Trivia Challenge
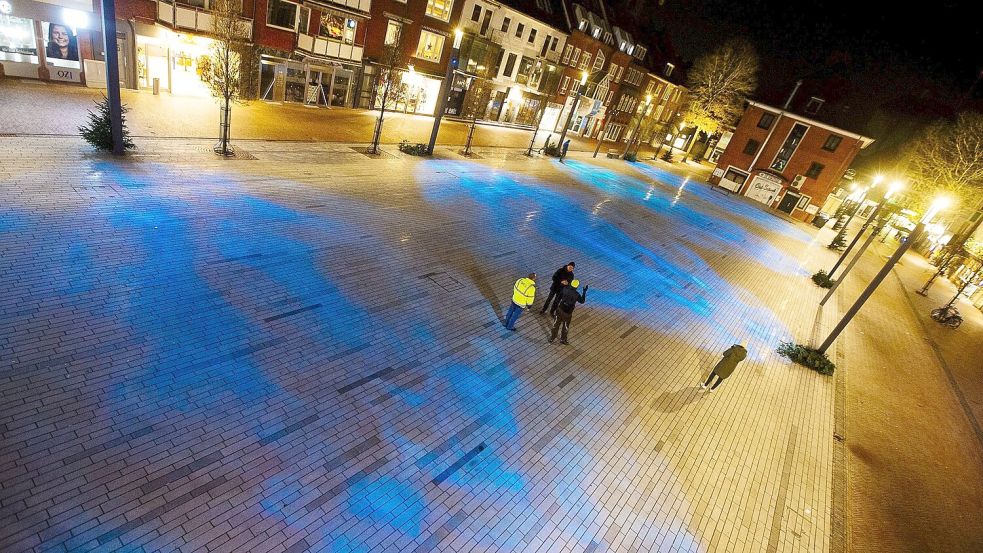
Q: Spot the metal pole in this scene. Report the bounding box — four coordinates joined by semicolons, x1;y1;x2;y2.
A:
917;253;956;296
828;195;889;277
820;223;883;306
622;111;644;158
818;223;924;353
942;263;982;310
556;79;585;159
101;0;125;155
427;41;460;155
593;114;611;158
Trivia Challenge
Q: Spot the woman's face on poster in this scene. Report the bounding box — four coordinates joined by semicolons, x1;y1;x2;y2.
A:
51;25;70;48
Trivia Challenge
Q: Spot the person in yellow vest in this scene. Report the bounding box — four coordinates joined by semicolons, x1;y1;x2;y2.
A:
505;273;537;331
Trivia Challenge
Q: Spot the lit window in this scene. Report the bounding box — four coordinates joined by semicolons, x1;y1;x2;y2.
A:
425;0;453;22
384;20;402;46
320;11;357;44
571;47;580;65
415;30;445;61
561;44;572;64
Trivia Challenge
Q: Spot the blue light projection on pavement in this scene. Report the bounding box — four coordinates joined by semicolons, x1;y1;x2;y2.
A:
415;161;792;355
0;154;800;552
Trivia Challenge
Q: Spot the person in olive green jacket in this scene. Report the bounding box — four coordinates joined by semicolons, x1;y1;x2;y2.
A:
701;343;747;392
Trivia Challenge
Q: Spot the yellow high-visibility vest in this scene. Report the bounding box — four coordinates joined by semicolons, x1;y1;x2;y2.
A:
512;278;536;307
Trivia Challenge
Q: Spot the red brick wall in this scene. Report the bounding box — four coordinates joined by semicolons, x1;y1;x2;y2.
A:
710;104;865;216
365;0;464;77
116;0;157;23
253;1;297;53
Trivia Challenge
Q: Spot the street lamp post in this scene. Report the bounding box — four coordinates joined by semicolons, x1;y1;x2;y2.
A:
527;64;557;157
622;94;652;159
100;0;125;155
427;29;463;155
937;260;983;310
831;176;880;237
817;197;950;353
827;180;900;278
820;219;888;306
592;112;613;158
556;71;588;160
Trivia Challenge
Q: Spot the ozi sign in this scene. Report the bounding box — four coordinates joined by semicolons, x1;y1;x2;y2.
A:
50;66;81;82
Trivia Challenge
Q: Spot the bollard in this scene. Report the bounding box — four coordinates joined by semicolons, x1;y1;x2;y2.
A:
153;77;159;96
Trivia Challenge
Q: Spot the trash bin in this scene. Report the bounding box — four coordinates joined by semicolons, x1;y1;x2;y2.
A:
153;77;160;95
812;213;830;228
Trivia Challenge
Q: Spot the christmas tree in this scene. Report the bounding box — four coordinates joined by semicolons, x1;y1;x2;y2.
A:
78;96;135;152
828;229;848;251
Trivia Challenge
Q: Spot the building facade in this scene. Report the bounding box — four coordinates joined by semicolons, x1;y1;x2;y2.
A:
709;101;874;222
1;0;99;85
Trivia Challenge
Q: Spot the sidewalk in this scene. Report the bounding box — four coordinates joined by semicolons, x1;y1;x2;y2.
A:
0;78;656;156
812;226;983;553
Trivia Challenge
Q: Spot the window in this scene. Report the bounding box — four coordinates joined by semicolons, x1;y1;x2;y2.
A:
561;45;572;64
384;20;402;46
822;134;842;152
770;123;809;172
516;56;535;84
503;52;517;78
267;0;299;30
320;11;357;44
571;47;581;65
593;50;604;72
540;34;550;56
664;62;674;77
501;17;511;33
805;162;825;179
723;168;748;186
515;23;524;38
415;30;445;62
796;194;811;210
615;65;623;82
805;96;824;115
742;139;760;155
605;90;614;105
579;53;591;70
757;112;776;129
551;37;558;51
528;28;537;44
425;0;453;22
560;75;570;93
470;5;481;21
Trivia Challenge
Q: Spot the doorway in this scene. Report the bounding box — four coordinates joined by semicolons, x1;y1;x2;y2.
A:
777;191;800;214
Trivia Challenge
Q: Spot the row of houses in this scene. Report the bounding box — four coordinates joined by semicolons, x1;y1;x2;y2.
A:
0;0;685;143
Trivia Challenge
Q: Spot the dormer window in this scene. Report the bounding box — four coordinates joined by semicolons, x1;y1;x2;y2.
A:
664;62;674;77
627;45;634;55
805;96;824;115
579;20;587;30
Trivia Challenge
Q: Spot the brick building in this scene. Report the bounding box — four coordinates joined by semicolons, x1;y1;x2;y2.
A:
709;99;874;222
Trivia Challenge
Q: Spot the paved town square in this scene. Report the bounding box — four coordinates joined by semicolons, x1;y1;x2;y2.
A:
2;136;979;552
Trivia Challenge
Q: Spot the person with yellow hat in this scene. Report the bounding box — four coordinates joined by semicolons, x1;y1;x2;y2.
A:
701;343;748;392
549;279;588;344
504;273;537;331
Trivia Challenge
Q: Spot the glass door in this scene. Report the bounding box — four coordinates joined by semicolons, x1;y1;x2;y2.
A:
330;69;352;107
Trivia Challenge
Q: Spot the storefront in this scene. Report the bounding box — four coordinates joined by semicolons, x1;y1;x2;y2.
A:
133;28;215;97
259;54;358;107
1;0;94;83
365;63;441;115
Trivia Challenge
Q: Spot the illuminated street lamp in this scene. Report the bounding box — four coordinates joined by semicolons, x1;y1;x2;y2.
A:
831;174;881;237
818;196;951;353
427;28;464;155
622;94;652;159
826;179;902;279
556;70;589;160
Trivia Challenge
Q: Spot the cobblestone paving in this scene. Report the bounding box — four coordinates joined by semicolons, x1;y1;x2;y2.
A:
1;137;840;552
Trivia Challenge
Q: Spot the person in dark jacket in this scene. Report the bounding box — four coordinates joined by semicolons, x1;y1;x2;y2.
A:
549;279;588;344
541;262;575;315
701;344;748;392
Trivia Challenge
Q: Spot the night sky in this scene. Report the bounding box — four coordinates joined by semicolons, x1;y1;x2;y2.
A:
623;0;982;116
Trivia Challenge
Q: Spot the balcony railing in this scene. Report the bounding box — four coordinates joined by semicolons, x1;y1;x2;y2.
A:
297;34;363;63
461;21;503;43
156;0;253;40
307;0;372;15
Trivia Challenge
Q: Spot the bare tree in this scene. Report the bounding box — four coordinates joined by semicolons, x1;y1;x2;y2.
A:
682;40;758;153
369;20;408;154
901;112;983;215
203;0;250;156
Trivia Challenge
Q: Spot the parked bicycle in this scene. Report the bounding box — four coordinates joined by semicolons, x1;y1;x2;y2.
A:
930;305;963;329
